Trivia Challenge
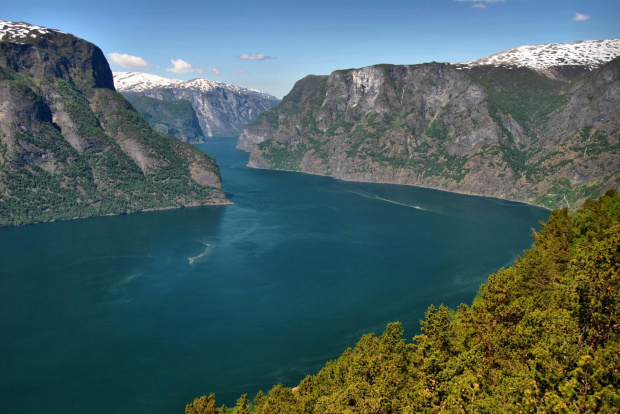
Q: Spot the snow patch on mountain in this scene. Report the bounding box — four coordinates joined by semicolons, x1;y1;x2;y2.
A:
0;20;65;42
114;72;279;101
113;72;183;92
456;39;620;71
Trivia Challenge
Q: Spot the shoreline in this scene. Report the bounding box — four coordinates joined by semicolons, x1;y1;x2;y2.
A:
246;163;553;212
0;199;233;229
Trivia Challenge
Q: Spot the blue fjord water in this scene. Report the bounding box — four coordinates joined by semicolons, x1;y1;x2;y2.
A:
0;137;549;412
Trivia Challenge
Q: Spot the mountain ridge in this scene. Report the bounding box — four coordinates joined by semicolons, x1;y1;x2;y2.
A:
240;39;620;210
114;71;280;137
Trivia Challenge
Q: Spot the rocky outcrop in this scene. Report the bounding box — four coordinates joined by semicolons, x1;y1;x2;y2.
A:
114;72;280;138
121;94;205;143
236;74;328;151
247;55;620;209
0;20;229;227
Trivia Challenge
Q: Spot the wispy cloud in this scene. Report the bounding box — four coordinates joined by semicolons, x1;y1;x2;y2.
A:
234;70;248;75
239;53;274;61
208;67;221;75
572;12;591;21
456;0;504;7
166;58;196;74
108;53;150;69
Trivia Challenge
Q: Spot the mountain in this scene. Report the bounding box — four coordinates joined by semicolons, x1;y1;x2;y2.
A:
240;39;620;210
236;74;328;151
124;95;205;143
114;71;280;137
455;39;620;80
0;20;229;227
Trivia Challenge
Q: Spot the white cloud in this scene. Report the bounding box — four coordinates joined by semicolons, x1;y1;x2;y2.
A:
208;67;221;75
166;58;195;74
472;3;487;8
572;12;591;21
234;70;248;75
108;53;150;69
239;53;274;61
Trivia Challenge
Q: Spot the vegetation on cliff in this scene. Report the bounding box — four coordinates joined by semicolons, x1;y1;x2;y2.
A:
0;22;228;227
243;58;620;210
122;94;205;143
187;190;620;413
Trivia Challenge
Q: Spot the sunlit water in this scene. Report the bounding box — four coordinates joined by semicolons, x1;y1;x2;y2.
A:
0;137;549;412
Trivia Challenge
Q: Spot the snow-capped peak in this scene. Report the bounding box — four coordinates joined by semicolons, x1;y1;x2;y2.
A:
113;72;184;92
113;71;279;101
0;20;65;42
455;39;620;71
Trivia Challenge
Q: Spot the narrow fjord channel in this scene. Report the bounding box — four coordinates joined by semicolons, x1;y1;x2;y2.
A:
0;137;549;413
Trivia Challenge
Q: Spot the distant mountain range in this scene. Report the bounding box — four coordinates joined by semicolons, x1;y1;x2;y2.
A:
114;72;280;139
239;39;620;209
0;20;229;226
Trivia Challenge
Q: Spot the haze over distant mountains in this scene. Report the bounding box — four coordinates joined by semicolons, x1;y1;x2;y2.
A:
240;39;620;209
114;72;280;139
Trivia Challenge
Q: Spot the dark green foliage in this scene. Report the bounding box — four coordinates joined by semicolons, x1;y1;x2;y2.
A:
0;65;225;227
189;191;620;412
467;66;567;129
256;141;308;171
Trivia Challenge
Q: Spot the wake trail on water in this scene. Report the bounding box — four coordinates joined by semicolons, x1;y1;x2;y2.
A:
349;190;439;213
189;242;215;265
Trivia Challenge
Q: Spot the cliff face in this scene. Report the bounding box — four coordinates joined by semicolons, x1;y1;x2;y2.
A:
245;57;620;209
121;93;205;143
236;74;328;151
114;72;280;138
0;21;228;227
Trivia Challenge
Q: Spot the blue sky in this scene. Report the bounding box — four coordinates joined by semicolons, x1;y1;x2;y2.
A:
3;0;619;97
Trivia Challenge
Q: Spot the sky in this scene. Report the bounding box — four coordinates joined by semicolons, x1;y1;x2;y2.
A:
3;0;620;98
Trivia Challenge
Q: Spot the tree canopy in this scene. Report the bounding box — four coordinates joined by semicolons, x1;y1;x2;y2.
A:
187;190;620;413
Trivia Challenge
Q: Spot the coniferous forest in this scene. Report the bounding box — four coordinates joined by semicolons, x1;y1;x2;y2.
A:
187;190;620;413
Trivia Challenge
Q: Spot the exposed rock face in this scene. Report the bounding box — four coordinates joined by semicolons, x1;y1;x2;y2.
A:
246;52;620;209
236;74;328;151
0;20;229;227
114;72;280;137
121;94;205;143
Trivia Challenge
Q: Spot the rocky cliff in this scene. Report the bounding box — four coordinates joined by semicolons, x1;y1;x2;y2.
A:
0;20;229;227
121;94;205;143
114;72;280;137
243;40;620;209
236;74;328;151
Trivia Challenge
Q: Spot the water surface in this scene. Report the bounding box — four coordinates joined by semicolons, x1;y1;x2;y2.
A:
0;137;549;412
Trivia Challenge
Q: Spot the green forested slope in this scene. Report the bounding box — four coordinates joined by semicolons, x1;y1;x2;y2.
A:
187;191;620;413
0;21;228;227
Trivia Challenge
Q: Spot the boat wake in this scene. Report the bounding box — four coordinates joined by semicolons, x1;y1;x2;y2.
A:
349;190;436;213
189;242;215;265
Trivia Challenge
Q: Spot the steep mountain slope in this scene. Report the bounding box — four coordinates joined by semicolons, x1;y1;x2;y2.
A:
114;72;280;137
236;74;328;151
241;40;620;209
122;94;205;143
0;20;228;227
